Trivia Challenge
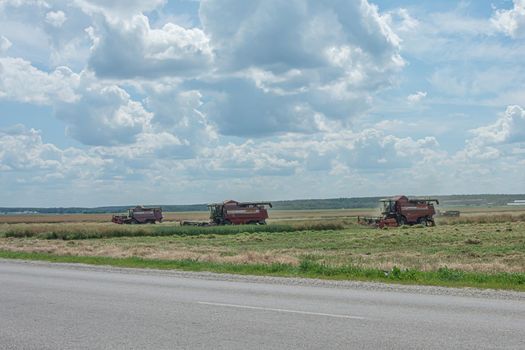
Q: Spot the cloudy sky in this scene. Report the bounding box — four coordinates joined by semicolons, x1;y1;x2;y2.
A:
1;0;524;207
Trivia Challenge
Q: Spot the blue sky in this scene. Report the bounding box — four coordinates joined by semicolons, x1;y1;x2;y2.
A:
0;0;524;207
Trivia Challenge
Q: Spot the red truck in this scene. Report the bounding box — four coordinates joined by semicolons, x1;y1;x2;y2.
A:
359;195;439;228
111;206;163;224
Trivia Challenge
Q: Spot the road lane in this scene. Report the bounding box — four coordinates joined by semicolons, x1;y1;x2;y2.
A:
0;260;523;349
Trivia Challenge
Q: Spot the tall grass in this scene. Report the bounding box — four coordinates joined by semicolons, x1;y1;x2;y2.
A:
0;221;345;240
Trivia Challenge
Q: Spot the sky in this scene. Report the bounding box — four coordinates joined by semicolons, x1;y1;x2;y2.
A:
0;0;524;207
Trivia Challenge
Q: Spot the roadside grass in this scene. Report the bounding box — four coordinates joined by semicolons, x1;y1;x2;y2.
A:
0;250;523;291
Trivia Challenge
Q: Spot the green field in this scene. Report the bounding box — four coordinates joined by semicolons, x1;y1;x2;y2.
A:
1;210;524;290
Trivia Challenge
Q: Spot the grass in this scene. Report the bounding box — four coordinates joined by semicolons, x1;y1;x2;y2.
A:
0;250;523;291
1;209;524;291
1;221;524;271
0;222;345;240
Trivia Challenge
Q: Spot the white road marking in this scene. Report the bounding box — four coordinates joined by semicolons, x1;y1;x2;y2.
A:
197;301;365;320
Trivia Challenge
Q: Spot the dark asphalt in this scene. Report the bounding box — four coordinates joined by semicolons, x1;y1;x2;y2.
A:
0;260;524;349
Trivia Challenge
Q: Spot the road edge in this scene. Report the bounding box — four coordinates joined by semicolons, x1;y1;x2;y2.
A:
1;258;524;301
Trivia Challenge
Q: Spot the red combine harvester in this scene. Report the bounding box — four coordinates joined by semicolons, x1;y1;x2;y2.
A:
182;200;272;226
209;200;272;225
111;206;163;224
359;196;439;228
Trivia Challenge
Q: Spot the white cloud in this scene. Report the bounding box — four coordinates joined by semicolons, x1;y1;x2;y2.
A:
74;0;166;18
144;86;218;152
197;0;404;136
0;0;50;11
2;1;525;205
0;55;157;147
55;80;153;146
470;105;525;145
45;10;67;27
86;14;213;78
0;57;79;104
457;105;525;161
0;124;118;206
0;35;12;53
385;8;419;33
201;0;402;72
0;125;62;171
407;91;427;103
491;0;525;38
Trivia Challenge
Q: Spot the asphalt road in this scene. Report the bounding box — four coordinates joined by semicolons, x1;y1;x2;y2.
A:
0;260;524;349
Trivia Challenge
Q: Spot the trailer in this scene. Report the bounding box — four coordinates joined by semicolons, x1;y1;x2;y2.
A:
440;210;460;217
111;206;163;224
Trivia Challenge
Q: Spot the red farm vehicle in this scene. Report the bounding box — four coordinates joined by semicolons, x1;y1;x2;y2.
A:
111;206;163;224
359;196;439;228
182;200;272;226
209;200;272;225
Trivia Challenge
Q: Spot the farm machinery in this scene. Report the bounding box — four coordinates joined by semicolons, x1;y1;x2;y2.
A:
111;206;163;224
358;195;439;228
182;200;272;226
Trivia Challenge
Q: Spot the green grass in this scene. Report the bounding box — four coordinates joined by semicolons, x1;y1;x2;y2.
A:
1;250;523;291
0;222;345;240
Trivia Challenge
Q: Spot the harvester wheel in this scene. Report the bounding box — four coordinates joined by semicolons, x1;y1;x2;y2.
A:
398;216;407;226
419;217;428;226
223;220;232;225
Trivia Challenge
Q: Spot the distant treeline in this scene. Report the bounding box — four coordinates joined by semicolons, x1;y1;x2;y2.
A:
1;194;524;214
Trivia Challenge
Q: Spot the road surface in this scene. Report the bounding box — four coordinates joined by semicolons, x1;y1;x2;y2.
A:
0;259;524;349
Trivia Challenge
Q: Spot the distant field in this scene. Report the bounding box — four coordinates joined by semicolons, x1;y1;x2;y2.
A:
2;206;525;224
1;207;524;290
